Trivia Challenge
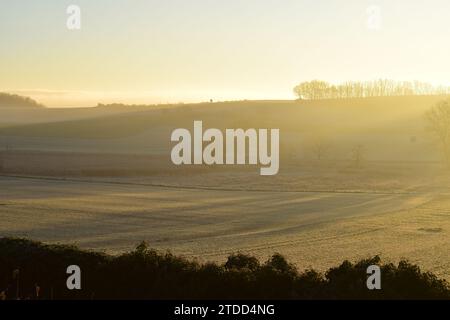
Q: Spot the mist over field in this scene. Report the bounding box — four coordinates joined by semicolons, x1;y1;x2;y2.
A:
2;1;450;301
1;94;450;280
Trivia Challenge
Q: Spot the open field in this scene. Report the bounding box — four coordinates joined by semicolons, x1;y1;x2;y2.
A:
1;97;450;279
1;172;450;279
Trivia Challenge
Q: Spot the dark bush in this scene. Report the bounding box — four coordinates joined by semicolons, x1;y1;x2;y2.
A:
0;238;448;300
225;253;260;271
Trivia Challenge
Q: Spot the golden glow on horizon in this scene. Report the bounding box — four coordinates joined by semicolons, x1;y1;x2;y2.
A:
1;0;450;107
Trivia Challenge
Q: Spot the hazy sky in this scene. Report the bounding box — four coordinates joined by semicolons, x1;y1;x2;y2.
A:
1;0;449;107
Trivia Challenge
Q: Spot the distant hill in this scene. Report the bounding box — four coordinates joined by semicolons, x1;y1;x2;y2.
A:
0;96;446;162
0;95;444;139
0;92;45;108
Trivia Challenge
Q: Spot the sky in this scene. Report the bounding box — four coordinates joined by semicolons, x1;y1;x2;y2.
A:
1;0;450;107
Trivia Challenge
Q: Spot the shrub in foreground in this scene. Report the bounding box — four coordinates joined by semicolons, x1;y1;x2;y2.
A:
0;238;448;300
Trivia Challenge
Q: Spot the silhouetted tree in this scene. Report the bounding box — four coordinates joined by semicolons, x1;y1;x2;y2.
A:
0;93;44;108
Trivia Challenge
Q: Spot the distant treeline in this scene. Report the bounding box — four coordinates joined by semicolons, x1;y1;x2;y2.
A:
0;92;44;108
96;103;153;108
0;238;449;300
293;80;450;100
96;103;181;108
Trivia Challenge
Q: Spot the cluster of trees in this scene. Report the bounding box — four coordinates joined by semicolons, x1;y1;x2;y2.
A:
293;80;450;100
95;103;152;108
0;93;44;108
1;237;448;300
96;103;182;108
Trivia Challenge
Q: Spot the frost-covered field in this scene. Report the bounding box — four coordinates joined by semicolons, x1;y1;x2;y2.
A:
1;97;450;278
1;174;449;279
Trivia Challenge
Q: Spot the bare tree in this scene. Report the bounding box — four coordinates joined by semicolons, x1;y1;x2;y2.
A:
293;79;450;100
426;98;450;167
311;139;331;161
350;144;365;168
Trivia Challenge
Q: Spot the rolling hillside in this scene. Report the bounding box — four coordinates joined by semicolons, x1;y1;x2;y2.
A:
0;96;446;162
